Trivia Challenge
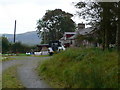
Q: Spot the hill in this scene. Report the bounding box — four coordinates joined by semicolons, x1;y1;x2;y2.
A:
2;31;41;46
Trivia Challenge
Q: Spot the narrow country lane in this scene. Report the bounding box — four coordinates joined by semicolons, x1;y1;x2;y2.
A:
2;56;50;88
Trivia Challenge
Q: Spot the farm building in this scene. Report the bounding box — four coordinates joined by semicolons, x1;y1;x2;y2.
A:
59;23;99;47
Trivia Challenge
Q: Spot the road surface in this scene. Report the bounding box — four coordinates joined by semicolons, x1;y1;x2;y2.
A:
2;56;51;88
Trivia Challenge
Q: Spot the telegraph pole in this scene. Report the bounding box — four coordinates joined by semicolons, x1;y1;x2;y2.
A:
14;20;16;43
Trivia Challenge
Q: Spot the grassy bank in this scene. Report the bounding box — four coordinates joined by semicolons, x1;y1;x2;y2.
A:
37;48;118;88
2;66;25;88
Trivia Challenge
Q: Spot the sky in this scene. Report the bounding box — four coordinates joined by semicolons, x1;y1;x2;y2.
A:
0;0;86;34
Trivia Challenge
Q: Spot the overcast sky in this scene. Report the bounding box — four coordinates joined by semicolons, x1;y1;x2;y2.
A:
0;0;85;34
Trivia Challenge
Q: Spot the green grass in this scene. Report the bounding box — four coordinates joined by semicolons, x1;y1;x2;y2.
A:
34;55;49;57
16;53;31;56
0;56;3;62
17;53;49;57
0;56;8;62
1;57;15;62
2;66;25;88
2;53;31;57
1;54;27;62
37;48;119;88
1;54;49;62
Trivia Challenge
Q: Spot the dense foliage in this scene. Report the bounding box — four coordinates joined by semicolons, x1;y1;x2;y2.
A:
37;48;118;88
10;42;32;53
0;37;2;53
2;36;10;54
1;36;35;54
36;9;76;44
74;2;120;51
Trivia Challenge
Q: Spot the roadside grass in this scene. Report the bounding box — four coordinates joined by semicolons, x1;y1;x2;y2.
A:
0;56;9;62
1;57;15;62
2;53;31;57
18;53;49;57
1;54;49;62
34;55;49;57
1;54;24;62
0;56;3;62
37;48;118;88
2;66;25;88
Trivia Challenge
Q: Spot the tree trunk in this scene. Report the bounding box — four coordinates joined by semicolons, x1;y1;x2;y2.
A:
105;5;110;50
102;29;105;50
117;2;120;87
117;2;120;52
116;24;119;50
105;29;109;49
102;3;110;50
117;23;120;52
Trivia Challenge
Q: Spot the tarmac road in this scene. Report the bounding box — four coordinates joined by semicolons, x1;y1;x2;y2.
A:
2;56;51;88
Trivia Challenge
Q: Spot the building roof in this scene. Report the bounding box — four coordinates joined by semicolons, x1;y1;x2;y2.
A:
37;44;49;47
77;27;93;35
64;32;76;35
67;27;93;40
60;37;64;40
68;35;76;40
59;28;94;41
60;32;76;40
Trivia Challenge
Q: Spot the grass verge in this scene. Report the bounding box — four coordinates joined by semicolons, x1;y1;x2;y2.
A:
37;48;118;88
1;54;49;62
2;66;25;88
1;57;14;62
34;55;49;57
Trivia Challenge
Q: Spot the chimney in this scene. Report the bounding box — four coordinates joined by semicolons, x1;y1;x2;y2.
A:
78;23;85;30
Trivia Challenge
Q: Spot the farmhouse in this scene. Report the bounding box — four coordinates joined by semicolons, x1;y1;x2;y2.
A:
59;23;97;47
59;32;76;47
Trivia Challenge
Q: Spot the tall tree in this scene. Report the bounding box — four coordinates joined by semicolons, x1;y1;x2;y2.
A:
2;36;10;54
74;2;118;50
115;2;120;52
0;37;2;53
36;9;76;43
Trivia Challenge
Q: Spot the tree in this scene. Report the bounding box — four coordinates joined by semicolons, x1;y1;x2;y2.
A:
2;36;10;54
74;2;119;50
0;37;2;53
36;9;76;43
115;2;120;52
11;42;31;53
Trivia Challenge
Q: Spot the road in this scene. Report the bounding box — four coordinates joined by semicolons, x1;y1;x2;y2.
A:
2;56;51;88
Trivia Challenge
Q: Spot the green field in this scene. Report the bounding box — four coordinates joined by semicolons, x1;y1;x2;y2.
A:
37;48;118;88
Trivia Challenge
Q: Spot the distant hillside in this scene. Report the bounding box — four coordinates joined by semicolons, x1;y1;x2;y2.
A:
2;31;41;46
